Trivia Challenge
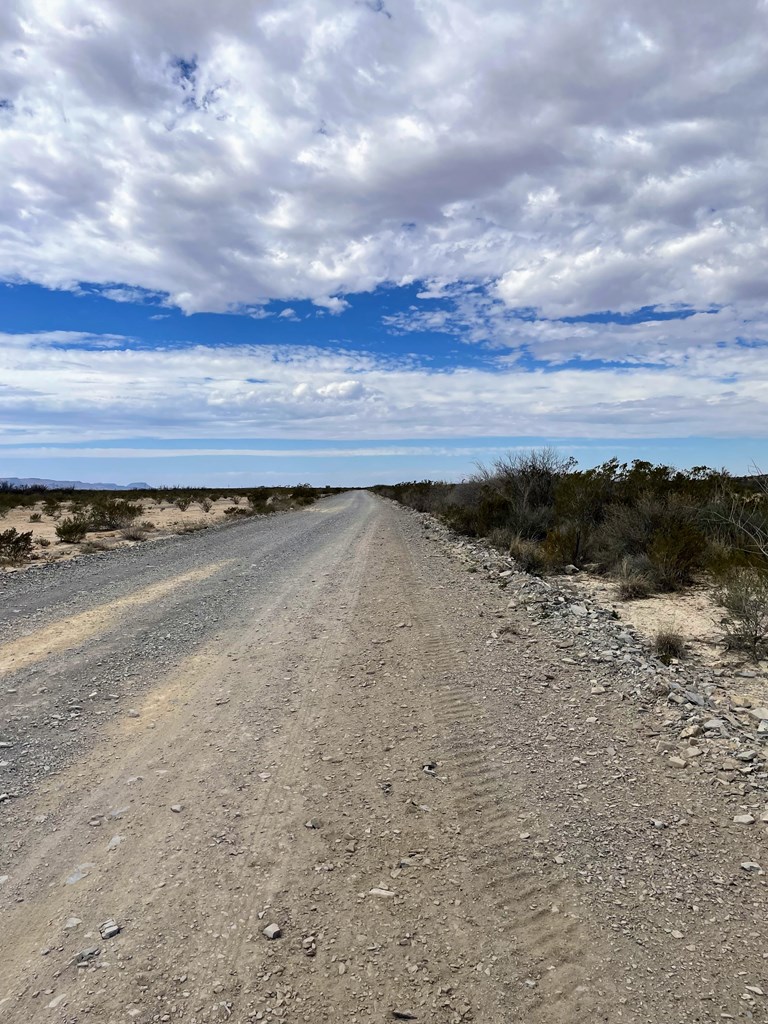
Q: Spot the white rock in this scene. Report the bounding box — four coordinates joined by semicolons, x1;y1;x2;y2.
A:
263;923;281;940
733;814;756;825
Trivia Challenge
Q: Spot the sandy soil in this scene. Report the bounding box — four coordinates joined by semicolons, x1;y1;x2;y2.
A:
0;494;766;1023
0;497;247;569
566;571;768;707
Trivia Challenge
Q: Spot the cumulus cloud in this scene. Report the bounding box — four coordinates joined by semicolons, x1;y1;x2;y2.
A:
0;0;767;318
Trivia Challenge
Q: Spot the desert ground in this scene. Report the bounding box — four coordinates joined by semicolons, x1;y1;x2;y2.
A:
0;492;766;1023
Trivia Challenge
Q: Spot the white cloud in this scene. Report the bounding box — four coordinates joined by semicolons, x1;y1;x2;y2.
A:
0;0;766;317
1;330;766;444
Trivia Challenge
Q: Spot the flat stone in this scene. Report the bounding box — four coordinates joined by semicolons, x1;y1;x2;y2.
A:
703;719;725;731
369;887;397;897
263;923;281;940
99;919;120;939
64;917;82;930
668;756;687;769
748;707;768;722
733;814;756;825
170;804;183;813
741;861;763;872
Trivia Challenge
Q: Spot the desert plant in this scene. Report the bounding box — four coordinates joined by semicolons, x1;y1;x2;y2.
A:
653;627;685;664
199;498;212;512
42;498;61;517
80;538;115;554
614;557;655;600
647;521;707;590
173;495;192;511
508;535;547;574
139;520;156;531
88;498;143;531
29;512;42;522
716;568;768;661
121;526;148;542
175;519;209;533
55;515;89;543
37;537;51;548
0;528;33;563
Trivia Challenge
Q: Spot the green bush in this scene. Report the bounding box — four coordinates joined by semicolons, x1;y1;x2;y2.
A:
55;515;90;543
89;499;143;531
0;528;33;563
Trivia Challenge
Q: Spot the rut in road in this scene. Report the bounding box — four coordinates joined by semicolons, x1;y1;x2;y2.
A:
0;492;766;1023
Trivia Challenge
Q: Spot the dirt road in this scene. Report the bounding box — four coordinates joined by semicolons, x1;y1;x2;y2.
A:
1;492;766;1023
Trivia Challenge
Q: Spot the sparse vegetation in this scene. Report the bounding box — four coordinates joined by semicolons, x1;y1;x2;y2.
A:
0;483;336;568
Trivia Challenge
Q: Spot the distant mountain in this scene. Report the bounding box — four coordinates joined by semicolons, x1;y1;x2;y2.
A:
0;476;152;491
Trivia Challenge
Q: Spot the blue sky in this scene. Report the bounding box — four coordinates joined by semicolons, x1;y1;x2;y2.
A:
1;1;767;486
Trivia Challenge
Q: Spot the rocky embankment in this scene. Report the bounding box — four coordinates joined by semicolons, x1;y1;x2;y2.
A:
415;509;768;834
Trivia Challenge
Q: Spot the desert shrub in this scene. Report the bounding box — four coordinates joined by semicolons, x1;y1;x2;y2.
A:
175;519;209;533
199;498;212;512
173;495;192;511
121;526;148;541
508;535;547;574
614;557;655;600
0;528;34;563
55;515;89;543
42;498;60;517
29;512;41;522
542;524;582;568
37;537;51;548
80;538;114;554
716;568;768;660
488;526;516;551
647;521;707;590
139;520;156;531
224;505;253;517
89;499;143;531
653;627;686;664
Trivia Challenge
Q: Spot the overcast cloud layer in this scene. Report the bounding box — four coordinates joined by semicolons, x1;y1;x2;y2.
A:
1;0;767;463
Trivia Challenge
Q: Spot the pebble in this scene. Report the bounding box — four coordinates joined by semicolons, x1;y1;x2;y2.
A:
741;862;762;872
99;919;121;939
733;814;756;825
170;804;183;813
263;923;281;940
64;917;82;930
668;756;687;769
369;887;397;897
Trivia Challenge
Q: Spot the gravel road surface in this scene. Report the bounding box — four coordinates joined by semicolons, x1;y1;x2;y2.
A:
0;491;766;1023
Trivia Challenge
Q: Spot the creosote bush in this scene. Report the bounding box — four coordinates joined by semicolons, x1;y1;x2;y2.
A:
89;499;143;531
55;515;90;543
716;568;768;661
0;528;34;563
